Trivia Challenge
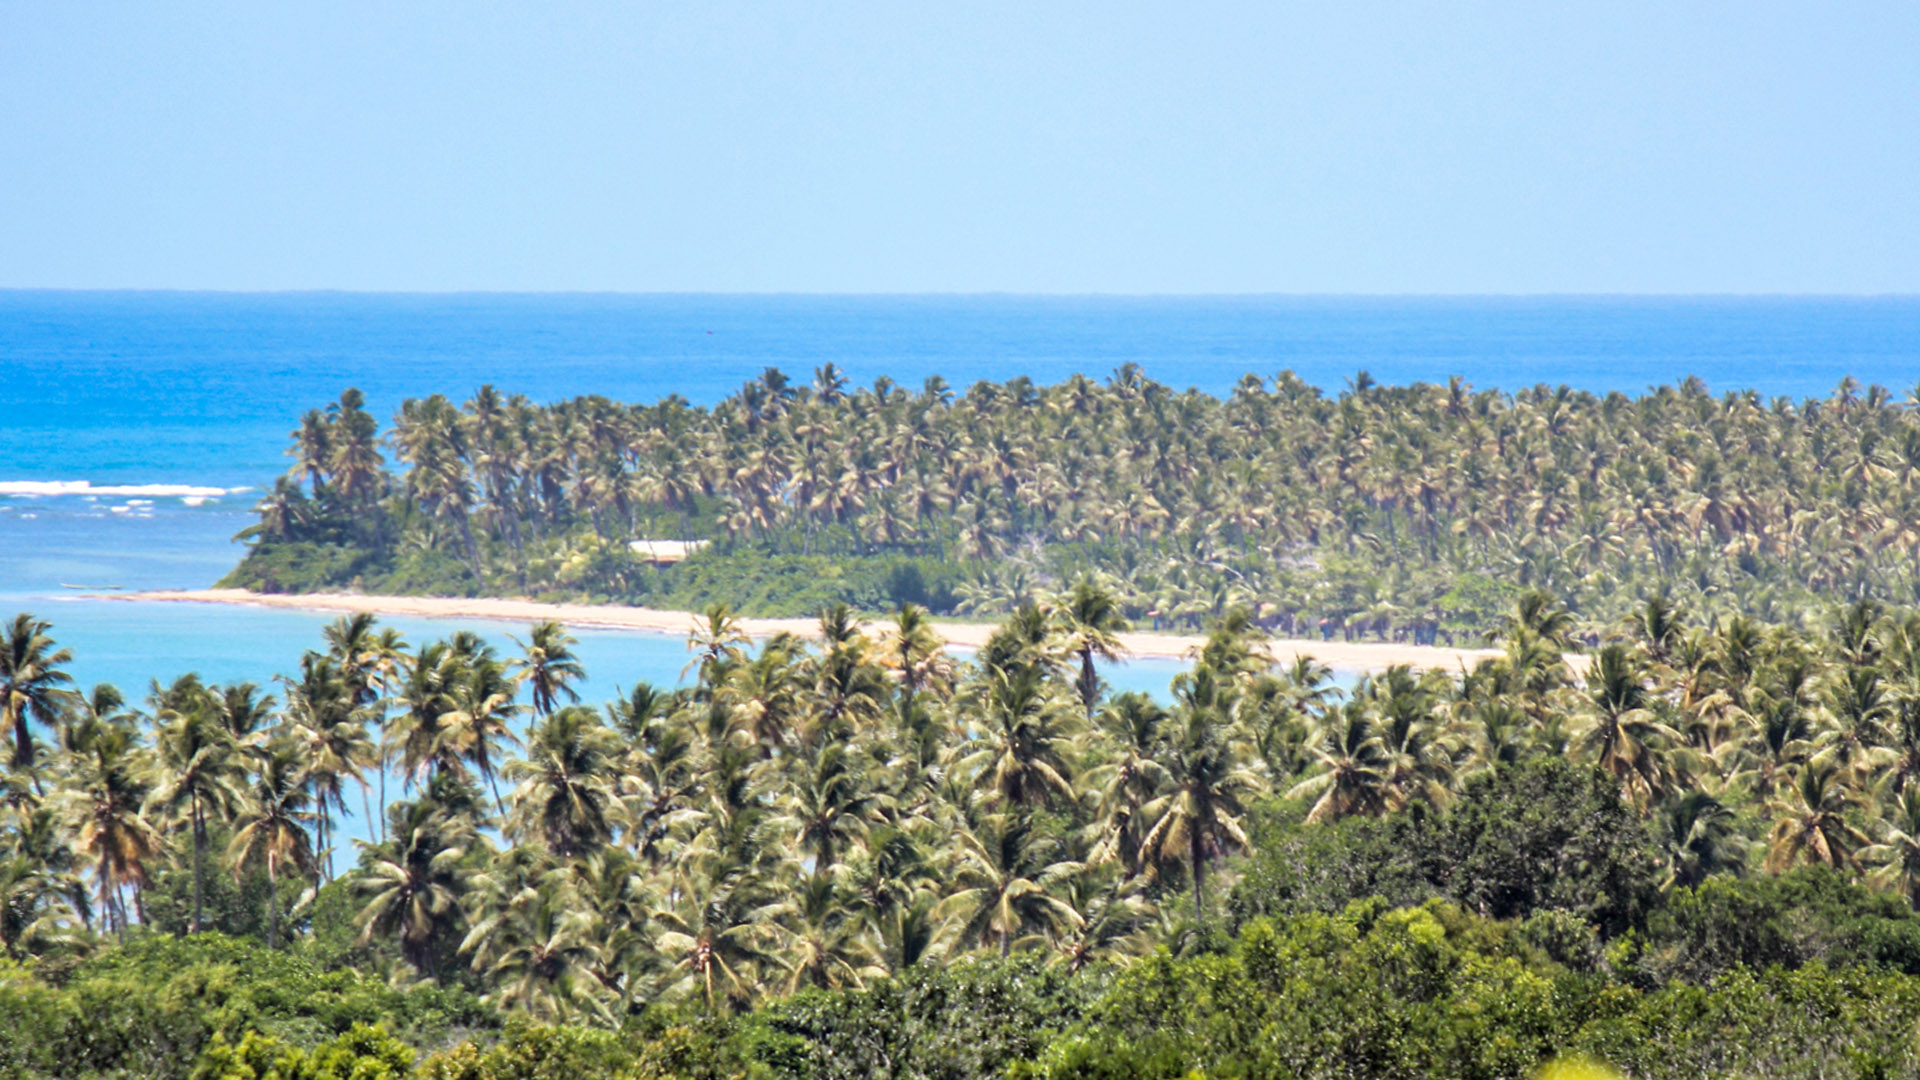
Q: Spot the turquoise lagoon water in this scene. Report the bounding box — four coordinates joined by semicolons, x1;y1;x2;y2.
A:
5;292;1919;865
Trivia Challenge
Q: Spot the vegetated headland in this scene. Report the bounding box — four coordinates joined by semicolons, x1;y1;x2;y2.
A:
219;367;1920;646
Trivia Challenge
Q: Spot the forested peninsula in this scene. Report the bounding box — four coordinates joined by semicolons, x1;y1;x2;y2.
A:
223;368;1920;637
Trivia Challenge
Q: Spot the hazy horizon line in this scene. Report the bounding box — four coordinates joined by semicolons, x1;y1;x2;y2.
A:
4;288;1919;301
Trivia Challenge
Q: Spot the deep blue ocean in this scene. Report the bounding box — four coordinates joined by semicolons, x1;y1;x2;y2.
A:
3;291;1917;862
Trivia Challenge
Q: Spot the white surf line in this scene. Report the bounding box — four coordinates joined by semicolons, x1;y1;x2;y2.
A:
0;480;240;498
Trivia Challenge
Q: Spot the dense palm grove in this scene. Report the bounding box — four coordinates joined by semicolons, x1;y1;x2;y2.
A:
230;369;1920;635
12;587;1920;1076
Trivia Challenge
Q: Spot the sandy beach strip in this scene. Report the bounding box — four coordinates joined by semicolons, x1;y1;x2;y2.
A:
114;589;1504;671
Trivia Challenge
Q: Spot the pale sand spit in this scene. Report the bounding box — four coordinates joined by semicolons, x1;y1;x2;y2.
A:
113;589;1506;672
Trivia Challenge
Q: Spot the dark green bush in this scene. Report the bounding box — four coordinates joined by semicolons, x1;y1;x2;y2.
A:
760;958;1097;1080
0;935;490;1080
1231;760;1663;938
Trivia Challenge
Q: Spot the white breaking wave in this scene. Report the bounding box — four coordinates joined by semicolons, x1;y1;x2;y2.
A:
0;480;236;499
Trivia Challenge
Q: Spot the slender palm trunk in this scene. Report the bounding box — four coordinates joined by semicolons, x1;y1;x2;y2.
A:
99;856;122;943
191;798;205;934
361;783;378;851
456;513;486;585
10;713;42;796
377;750;389;845
9;711;30;771
1079;647;1099;718
1191;830;1206;921
265;855;279;949
479;746;506;818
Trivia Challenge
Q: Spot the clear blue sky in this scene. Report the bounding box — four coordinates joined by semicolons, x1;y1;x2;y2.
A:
3;3;1916;293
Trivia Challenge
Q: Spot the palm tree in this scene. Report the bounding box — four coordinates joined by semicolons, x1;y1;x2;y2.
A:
1657;791;1744;890
463;869;609;1023
1193;607;1273;679
1087;693;1170;880
783;740;878;876
289;407;331;490
1576;644;1684;804
214;681;279;743
941;810;1084;958
959;665;1078;809
1815;667;1896;781
719;642;804;753
0;854;73;957
510;621;586;718
0;615;74;771
502;706;619;858
146;693;248;933
1729;691;1817;800
434;650;522;814
327;387;387;527
1137;668;1267;913
1633;592;1689;663
324;614;409;831
624;711;703;870
1287;703;1393;823
1864;787;1920;907
652;875;783;1013
1053;579;1130;716
777;874;885;992
879;603;950;700
357;772;483;976
807;639;890;741
687;604;751;686
1364;665;1457;811
281;652;375;881
1050;876;1155;973
606;680;672;741
391;640;459;789
355;626;410;845
1491;590;1580;649
60;718;160;941
1765;763;1871;873
843;825;938;970
228;740;317;948
322;612;384;704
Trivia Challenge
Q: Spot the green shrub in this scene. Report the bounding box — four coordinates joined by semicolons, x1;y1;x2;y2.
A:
415;1022;635;1080
193;1023;414;1080
760;958;1096;1080
1230;760;1662;938
0;935;489;1080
